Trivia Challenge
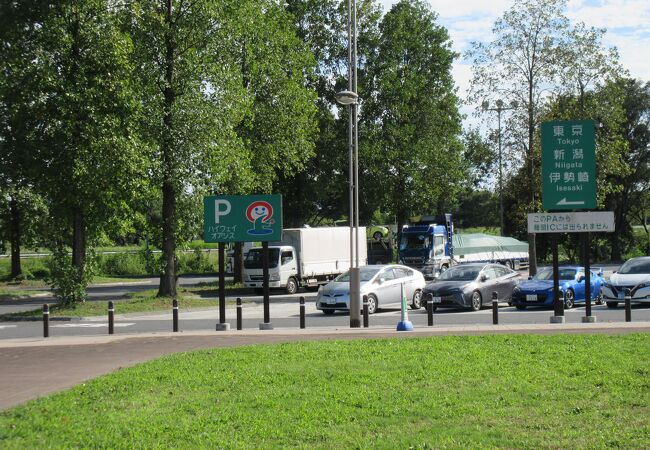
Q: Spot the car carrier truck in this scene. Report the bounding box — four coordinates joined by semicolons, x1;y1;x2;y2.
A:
243;227;367;294
398;214;528;279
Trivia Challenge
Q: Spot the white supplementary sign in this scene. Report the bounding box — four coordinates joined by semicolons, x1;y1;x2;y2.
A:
527;212;615;233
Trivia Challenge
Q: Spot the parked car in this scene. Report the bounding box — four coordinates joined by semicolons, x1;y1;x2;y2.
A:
315;264;425;315
511;266;604;310
422;263;520;311
367;225;391;241
601;256;650;308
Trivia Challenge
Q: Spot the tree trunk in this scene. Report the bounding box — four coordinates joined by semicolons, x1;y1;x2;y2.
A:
9;198;22;279
158;0;177;298
158;180;177;297
234;242;243;283
72;211;86;274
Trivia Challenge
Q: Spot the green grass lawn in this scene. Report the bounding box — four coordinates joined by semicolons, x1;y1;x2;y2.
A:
1;334;648;448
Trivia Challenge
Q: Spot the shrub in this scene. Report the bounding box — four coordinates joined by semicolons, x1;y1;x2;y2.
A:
97;252;148;276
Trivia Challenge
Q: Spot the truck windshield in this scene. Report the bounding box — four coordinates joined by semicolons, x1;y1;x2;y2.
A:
244;249;280;269
399;234;430;251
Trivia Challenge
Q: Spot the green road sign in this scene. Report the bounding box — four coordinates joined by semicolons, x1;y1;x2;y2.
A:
541;120;596;211
203;195;282;243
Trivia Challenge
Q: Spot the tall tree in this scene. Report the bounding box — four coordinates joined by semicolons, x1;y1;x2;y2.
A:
467;0;622;273
364;0;464;244
283;0;382;227
0;1;47;278
127;0;317;296
2;1;143;301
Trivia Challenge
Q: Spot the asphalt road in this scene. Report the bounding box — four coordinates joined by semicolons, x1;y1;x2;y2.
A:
2;265;642;340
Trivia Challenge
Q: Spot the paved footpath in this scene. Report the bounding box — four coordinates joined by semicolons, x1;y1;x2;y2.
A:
1;322;649;411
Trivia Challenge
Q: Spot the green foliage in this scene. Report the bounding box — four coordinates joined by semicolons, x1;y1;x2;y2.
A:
97;252;149;277
364;0;464;233
1;334;649;447
47;247;95;305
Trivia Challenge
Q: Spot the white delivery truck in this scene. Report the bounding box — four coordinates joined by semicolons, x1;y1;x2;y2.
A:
243;227;367;294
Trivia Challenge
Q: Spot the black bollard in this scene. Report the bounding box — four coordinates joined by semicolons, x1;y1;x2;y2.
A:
427;298;434;327
492;291;499;325
43;304;49;338
625;289;632;322
236;297;242;331
362;295;369;328
108;301;114;335
299;296;306;329
172;299;179;332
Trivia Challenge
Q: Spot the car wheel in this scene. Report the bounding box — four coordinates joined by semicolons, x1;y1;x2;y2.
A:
367;294;378;314
470;291;482;311
606;301;618;309
285;277;298;295
322;309;335;315
410;290;422;310
515;305;527;310
564;288;575;309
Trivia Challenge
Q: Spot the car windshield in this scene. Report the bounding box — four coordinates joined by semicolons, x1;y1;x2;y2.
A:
533;268;577;281
243;249;280;269
335;267;381;282
399;234;430;250
618;259;650;274
438;266;481;281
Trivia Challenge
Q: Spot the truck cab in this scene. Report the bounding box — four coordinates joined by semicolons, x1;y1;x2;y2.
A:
243;245;299;294
399;223;451;280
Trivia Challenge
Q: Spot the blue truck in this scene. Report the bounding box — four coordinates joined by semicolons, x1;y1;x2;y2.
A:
398;214;529;279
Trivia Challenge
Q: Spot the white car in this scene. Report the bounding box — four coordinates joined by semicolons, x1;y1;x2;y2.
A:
316;264;426;315
601;256;650;308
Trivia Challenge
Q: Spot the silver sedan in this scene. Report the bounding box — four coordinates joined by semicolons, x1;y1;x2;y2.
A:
316;264;426;315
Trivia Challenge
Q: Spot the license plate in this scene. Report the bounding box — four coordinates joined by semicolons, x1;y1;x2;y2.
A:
526;294;537;301
618;292;625;300
327;298;336;304
432;296;442;304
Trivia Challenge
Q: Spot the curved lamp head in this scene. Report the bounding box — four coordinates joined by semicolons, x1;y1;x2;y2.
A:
335;90;359;106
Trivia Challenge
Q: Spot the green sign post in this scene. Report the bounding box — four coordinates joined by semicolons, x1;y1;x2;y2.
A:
203;195;282;243
541;120;596;211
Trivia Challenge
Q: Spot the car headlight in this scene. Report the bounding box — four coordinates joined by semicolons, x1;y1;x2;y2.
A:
270;274;280;281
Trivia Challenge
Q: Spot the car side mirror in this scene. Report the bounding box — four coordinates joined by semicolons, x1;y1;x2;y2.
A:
377;278;385;285
480;274;488;282
578;275;585;283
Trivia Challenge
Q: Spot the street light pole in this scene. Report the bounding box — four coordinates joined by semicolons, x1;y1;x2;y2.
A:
336;0;360;328
482;99;517;237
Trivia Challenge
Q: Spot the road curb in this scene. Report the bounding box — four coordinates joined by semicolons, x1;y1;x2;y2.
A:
1;321;648;349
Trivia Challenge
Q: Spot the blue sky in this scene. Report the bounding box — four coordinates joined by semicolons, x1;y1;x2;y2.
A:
379;0;650;111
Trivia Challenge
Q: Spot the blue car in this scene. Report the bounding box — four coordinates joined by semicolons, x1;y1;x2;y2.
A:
511;266;604;310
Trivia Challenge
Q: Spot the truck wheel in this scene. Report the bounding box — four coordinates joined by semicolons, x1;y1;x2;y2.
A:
410;290;422;309
285;277;298;295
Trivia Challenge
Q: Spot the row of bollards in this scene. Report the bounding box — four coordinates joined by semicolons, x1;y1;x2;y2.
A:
39;289;636;338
